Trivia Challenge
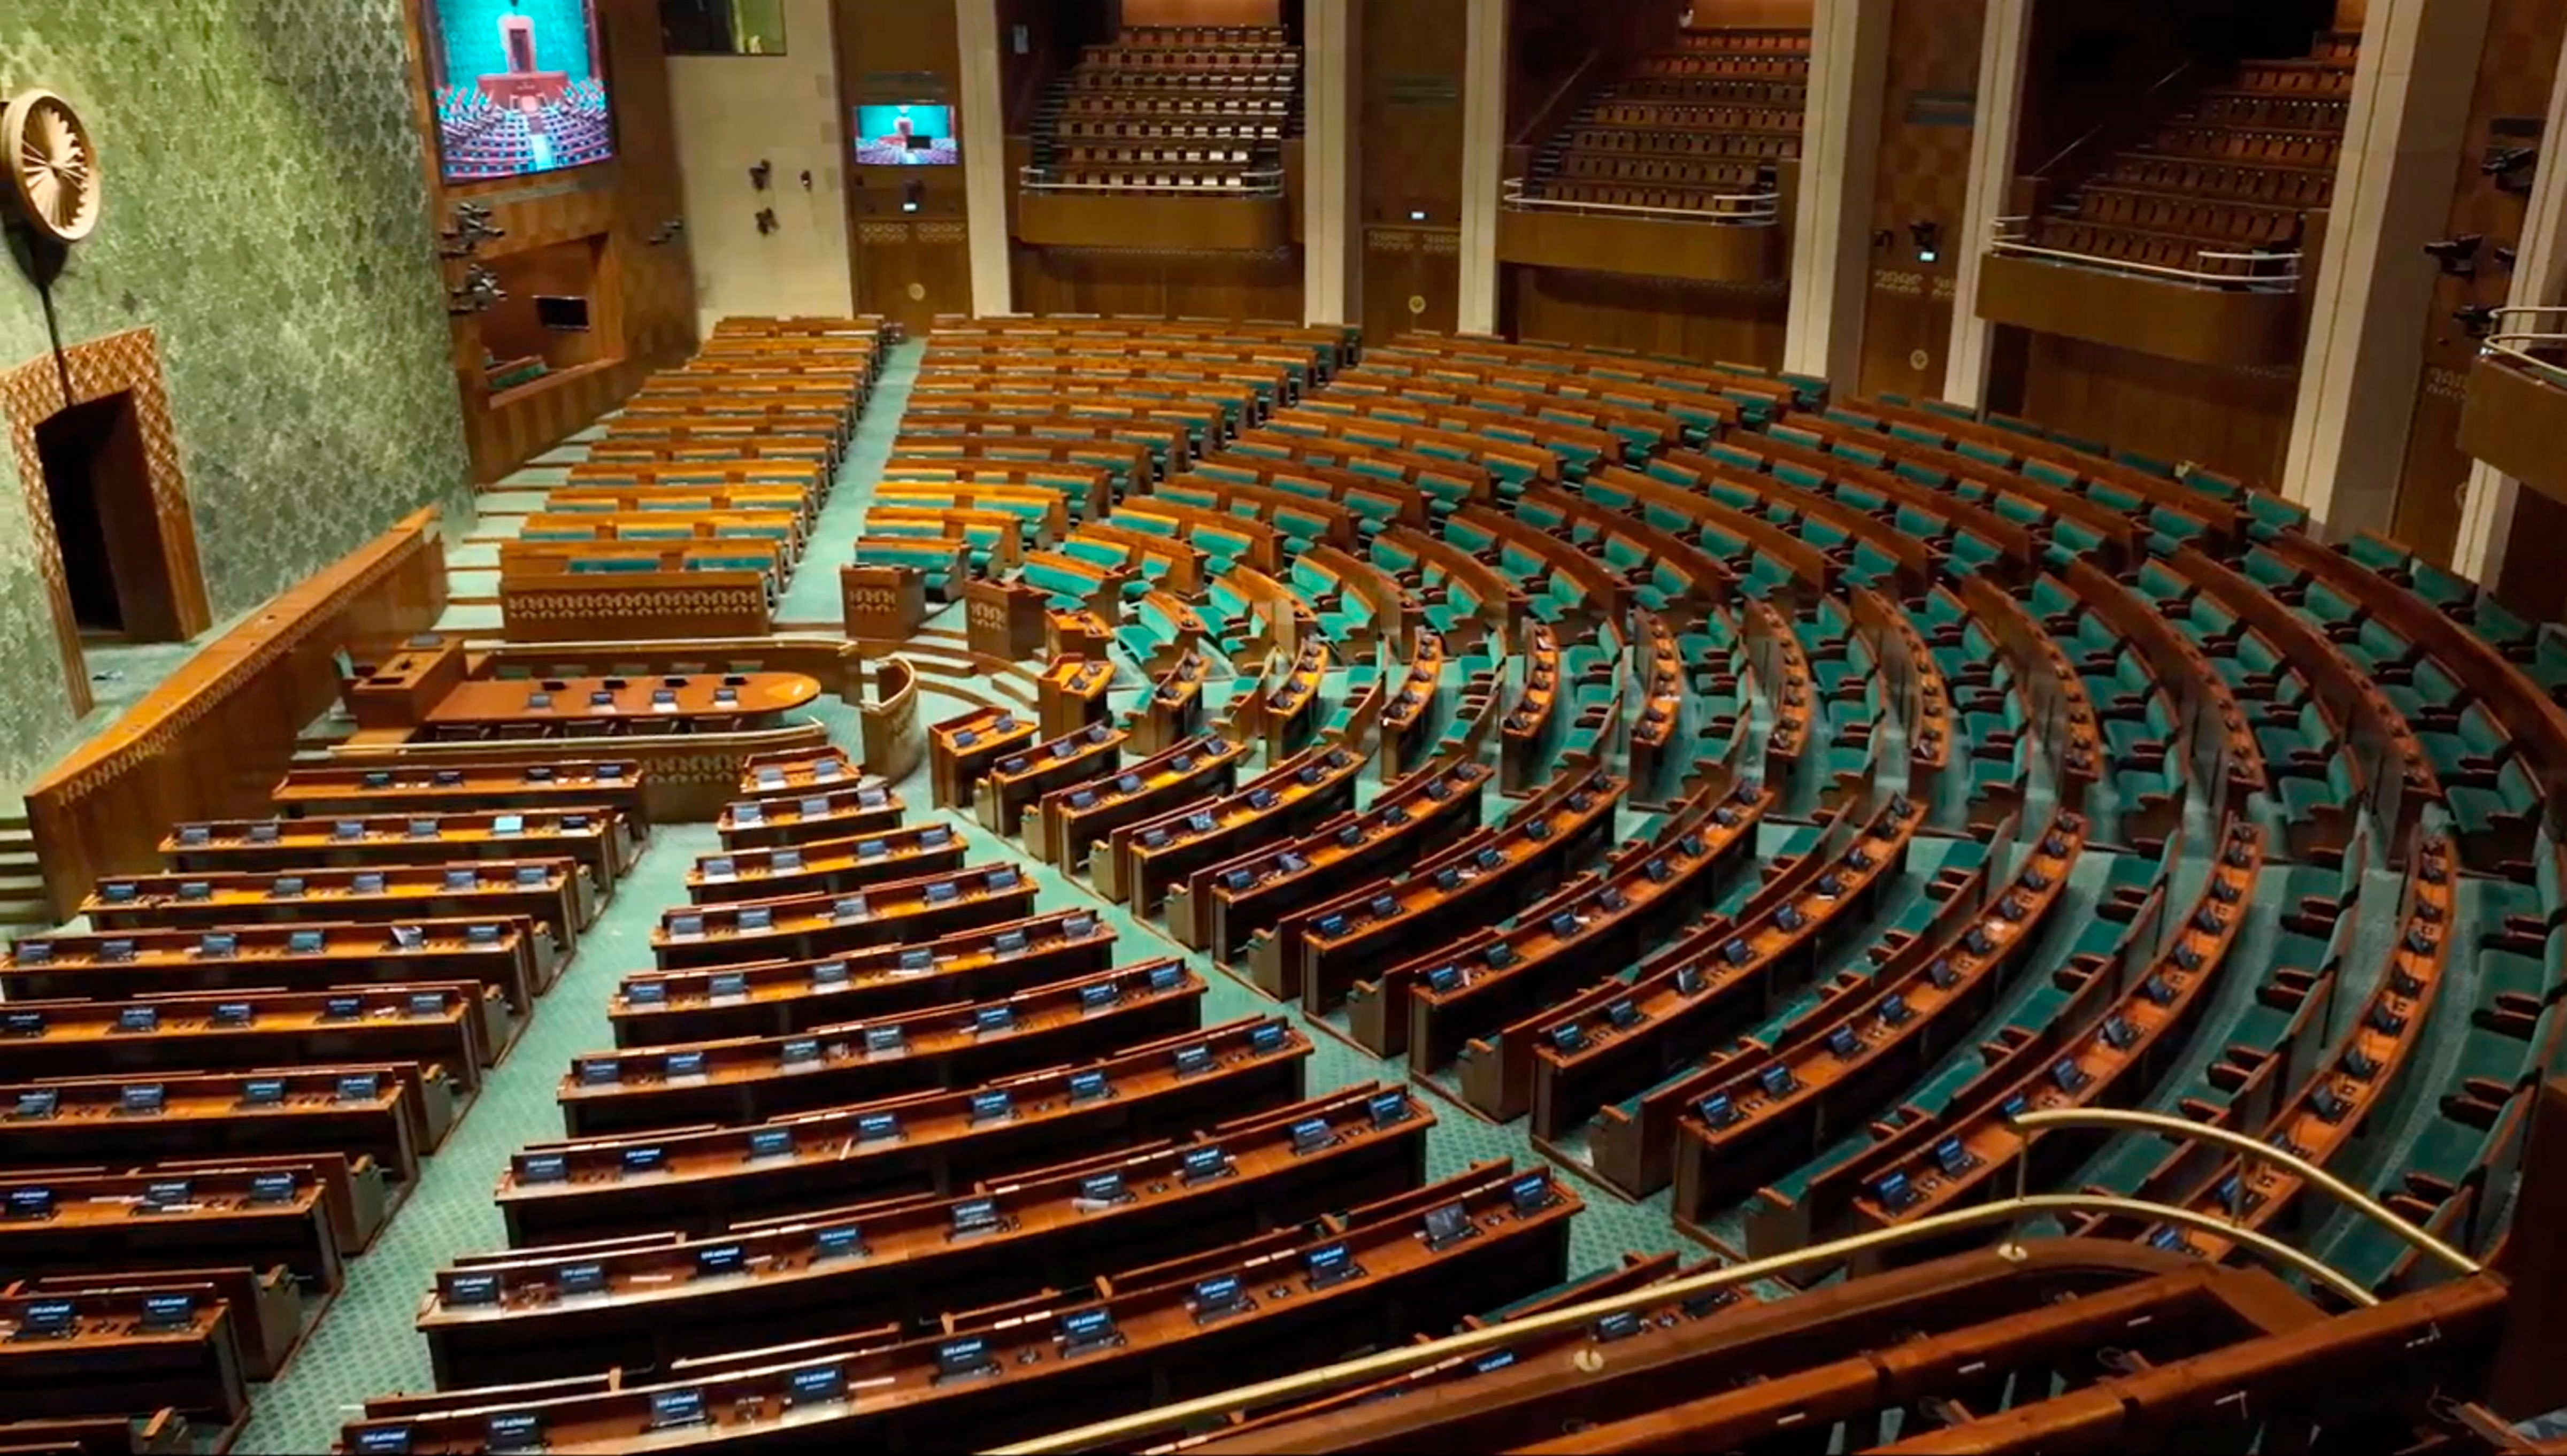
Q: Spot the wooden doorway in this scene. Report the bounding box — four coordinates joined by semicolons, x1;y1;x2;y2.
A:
3;327;212;716
35;390;187;641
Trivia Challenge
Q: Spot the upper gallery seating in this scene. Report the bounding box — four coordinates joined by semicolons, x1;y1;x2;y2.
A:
1995;29;2358;284
1512;26;1808;220
1026;25;1301;195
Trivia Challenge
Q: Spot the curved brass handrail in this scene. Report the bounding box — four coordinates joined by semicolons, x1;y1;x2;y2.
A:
2006;1105;2482;1277
990;1194;2368;1454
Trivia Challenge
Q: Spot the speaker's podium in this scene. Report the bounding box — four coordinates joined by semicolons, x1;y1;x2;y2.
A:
842;565;927;641
965;577;1049;661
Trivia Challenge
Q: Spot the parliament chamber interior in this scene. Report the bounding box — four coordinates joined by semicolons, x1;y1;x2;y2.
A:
11;0;2567;1450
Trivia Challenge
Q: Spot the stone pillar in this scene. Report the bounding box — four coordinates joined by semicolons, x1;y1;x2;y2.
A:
1940;0;2032;407
955;0;1014;316
1304;0;1362;325
2454;27;2567;585
2277;0;2493;535
1782;0;1894;389
1456;0;1508;335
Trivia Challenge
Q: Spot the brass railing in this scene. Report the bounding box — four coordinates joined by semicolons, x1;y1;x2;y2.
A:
1989;215;2302;289
989;1105;2481;1454
2480;305;2567;383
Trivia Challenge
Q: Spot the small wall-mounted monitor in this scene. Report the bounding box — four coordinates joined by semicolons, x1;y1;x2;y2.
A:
426;0;616;183
855;104;957;166
534;295;592;332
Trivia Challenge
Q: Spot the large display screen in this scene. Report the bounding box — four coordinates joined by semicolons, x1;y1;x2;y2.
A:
855;104;958;166
426;0;615;183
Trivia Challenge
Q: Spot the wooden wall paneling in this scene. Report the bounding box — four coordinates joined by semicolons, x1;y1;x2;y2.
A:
997;0;1112;130
23;511;449;920
1121;0;1284;27
856;220;977;332
1364;227;1463;341
1505;0;1686;144
1995;329;2301;487
1858;0;1986;398
408;0;701;484
1013;248;1305;321
1362;0;1467;225
1506;266;1790;368
836;0;973;320
2384;0;2566;565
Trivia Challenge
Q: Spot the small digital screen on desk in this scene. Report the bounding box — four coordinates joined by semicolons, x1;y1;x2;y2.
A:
19;1299;73;1336
13;1090;58;1119
1059;1307;1116;1349
1181;1145;1229;1183
709;972;748;999
199;933;237;958
972;1007;1013;1037
2;1011;42;1037
950;1198;1000;1234
251;1172;297;1203
625;980;667;1005
737;908;773;933
1249;1022;1286;1053
695;1243;745;1277
1172;1044;1213;1077
485;1411;544;1453
970;1090;1012;1123
781;1037;821;1065
790;1363;847;1404
1193;1275;1245;1316
1079;1172;1126;1204
447;1272;501;1306
517;1153;568;1184
1069;1068;1111;1102
936;1336;992;1379
140;1293;194;1330
120;1084;165;1115
857;1112;900;1142
620;1146;665;1176
666;1051;707;1079
558;1262;606;1297
749;1128;793;1159
815;1224;864;1259
337;1073;381;1102
353;1426;413;1455
1423;1203;1470;1246
578;1059;620;1087
143;1178;191;1209
1593;1309;1643;1342
5;1187;53;1218
214;1002;256;1027
241;1079;286;1107
1369;1090;1409;1127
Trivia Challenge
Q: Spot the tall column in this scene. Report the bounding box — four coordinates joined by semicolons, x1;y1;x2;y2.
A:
1304;0;1361;325
955;0;1014;317
2276;0;2491;535
2453;28;2567;585
1940;0;2032;408
1456;0;1508;336
1782;0;1893;389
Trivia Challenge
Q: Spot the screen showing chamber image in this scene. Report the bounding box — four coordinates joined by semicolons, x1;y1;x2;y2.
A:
426;0;615;183
855;104;957;166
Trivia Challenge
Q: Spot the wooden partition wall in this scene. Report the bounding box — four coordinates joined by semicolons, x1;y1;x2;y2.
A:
406;0;700;482
24;510;450;920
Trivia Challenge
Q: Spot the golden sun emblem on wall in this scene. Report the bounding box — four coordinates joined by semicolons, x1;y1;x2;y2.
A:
4;90;101;244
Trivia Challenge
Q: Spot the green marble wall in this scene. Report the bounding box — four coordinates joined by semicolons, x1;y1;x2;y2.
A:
0;1;472;784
